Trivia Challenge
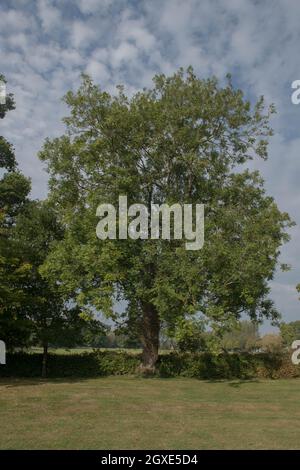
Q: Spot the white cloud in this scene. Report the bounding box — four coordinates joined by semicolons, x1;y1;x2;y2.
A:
117;13;156;50
37;0;61;33
70;20;98;48
76;0;113;15
85;60;110;83
0;9;34;32
109;41;139;68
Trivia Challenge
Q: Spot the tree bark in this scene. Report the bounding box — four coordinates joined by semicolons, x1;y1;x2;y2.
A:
139;302;160;373
42;341;48;378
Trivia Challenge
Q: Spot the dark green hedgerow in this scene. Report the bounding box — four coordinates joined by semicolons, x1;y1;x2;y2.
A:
0;350;299;379
0;351;140;378
157;352;300;379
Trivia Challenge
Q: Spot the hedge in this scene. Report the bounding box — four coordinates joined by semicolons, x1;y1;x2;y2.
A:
0;350;299;379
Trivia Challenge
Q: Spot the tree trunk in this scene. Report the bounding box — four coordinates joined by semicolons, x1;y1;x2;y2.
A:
139;302;160;374
42;341;48;378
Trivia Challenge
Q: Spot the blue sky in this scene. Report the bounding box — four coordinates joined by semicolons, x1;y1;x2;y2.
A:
0;0;300;332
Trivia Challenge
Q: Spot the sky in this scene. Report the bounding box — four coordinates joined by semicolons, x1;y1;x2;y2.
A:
0;0;300;332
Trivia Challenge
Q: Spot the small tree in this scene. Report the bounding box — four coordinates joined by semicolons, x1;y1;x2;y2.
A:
13;201;104;377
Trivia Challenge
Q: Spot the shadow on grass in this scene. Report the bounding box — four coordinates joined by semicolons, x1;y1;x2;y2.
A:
205;378;260;388
0;375;262;388
0;377;98;387
228;379;260;388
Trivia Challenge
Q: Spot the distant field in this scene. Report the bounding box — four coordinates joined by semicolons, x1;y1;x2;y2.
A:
0;377;299;449
29;347;129;355
28;347;171;355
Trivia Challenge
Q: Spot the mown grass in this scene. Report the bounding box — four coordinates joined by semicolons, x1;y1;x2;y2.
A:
0;377;299;449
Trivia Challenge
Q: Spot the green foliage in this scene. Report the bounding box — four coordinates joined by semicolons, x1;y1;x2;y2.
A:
0;172;31;224
173;317;206;352
1;350;299;379
280;321;300;347
0;313;31;351
0;137;16;171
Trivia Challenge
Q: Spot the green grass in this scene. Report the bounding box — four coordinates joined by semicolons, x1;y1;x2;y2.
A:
0;376;299;449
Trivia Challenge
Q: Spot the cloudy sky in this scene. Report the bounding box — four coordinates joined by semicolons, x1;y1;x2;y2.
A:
0;0;300;331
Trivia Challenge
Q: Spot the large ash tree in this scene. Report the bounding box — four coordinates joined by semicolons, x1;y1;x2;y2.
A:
40;68;292;371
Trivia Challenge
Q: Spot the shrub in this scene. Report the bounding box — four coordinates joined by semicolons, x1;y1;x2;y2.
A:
0;350;299;379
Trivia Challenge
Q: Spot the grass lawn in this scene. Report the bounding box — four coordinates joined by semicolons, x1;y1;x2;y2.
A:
0;376;299;449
